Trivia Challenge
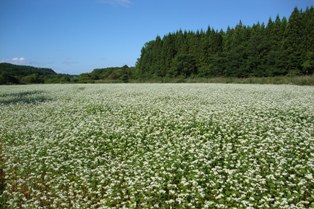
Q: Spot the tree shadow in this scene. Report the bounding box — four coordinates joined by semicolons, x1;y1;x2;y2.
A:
0;90;52;105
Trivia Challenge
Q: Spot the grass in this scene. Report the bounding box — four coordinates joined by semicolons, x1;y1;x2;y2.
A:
89;75;314;85
129;75;314;85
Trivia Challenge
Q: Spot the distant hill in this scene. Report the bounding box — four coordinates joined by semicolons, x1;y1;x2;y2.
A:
81;65;133;83
0;63;133;84
0;63;56;76
0;63;75;84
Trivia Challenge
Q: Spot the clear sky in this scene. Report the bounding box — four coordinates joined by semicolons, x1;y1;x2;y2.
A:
0;0;313;74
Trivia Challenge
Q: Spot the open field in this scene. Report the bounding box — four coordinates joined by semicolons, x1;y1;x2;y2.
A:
0;84;313;208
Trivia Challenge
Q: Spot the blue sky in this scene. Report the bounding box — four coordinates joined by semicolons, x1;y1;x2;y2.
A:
0;0;313;74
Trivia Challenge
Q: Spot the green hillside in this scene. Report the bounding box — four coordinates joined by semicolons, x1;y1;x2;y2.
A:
0;63;56;84
0;63;77;84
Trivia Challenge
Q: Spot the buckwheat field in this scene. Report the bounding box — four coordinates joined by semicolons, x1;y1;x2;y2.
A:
0;84;313;208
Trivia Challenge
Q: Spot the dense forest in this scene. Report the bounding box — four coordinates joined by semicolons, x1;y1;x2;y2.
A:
135;7;314;79
1;7;314;85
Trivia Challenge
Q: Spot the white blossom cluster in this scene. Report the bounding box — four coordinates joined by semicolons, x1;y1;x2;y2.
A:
0;84;313;208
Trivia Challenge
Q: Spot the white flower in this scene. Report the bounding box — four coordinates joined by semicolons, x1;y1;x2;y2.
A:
1;83;313;208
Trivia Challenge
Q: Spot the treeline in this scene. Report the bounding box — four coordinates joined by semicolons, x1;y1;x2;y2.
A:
0;63;62;84
78;65;133;83
2;7;314;85
0;63;133;84
135;7;314;79
0;63;77;84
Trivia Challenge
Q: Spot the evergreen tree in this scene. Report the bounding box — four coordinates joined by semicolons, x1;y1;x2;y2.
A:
135;7;314;79
283;7;304;72
302;7;314;74
172;54;197;78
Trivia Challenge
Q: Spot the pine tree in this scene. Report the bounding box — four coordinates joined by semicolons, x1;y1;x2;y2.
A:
283;7;304;73
135;7;314;79
301;7;314;74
